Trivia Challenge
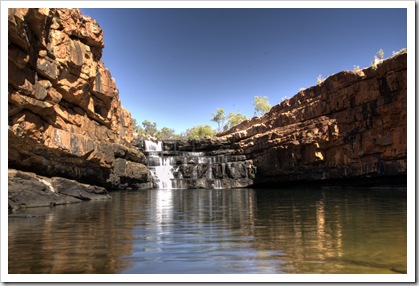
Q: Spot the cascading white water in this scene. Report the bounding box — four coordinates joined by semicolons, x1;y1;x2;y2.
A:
214;179;222;189
142;140;253;190
144;140;222;189
144;140;172;189
154;165;174;189
145;140;163;151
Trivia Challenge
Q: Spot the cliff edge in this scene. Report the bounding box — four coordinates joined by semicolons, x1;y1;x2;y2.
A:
8;8;153;212
218;53;407;187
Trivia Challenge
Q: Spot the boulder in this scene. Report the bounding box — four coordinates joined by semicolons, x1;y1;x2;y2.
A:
8;170;110;214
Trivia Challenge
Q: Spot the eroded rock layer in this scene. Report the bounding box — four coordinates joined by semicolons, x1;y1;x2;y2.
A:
135;139;257;189
218;53;407;186
8;8;153;207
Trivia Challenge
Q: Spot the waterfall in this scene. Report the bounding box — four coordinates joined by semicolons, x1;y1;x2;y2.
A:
154;165;173;189
214;179;222;189
144;140;172;189
141;140;256;190
145;140;162;151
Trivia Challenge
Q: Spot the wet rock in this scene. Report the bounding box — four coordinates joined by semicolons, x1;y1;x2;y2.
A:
140;139;257;189
109;158;153;189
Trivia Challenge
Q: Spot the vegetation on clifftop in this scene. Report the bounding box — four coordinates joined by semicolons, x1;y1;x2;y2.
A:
133;48;406;141
133;95;270;140
133;119;215;140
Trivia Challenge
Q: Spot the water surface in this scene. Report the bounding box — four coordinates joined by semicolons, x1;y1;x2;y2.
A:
8;187;407;274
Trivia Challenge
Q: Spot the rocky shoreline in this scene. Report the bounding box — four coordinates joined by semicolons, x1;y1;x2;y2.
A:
8;169;111;213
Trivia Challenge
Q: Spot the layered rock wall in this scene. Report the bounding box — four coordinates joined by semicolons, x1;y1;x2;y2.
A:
218;53;407;186
8;8;153;202
135;139;257;189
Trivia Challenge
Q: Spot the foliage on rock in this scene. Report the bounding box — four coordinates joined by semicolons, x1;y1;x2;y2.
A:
211;108;227;132
253;96;272;116
224;112;248;131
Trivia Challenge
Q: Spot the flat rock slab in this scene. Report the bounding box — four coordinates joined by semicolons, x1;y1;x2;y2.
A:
8;169;110;213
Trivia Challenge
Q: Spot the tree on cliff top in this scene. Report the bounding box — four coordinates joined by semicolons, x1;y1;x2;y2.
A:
224;112;248;131
253;96;271;116
132;118;141;133
211;108;226;132
372;49;385;70
185;125;216;139
132;119;176;140
141;120;158;138
156;127;175;140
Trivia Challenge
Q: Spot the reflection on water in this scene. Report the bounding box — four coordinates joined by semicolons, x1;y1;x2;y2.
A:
8;187;407;274
252;189;407;274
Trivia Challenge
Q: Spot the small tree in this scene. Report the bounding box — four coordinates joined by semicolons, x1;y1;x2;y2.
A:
253;96;271;116
132;118;141;133
142;120;158;138
173;132;187;140
317;74;325;84
132;118;150;139
185;125;216;139
224;112;248;130
372;49;384;70
377;49;384;60
156;127;175;140
210;108;226;132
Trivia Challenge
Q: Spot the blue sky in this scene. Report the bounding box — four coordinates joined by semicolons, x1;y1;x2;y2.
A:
80;8;407;134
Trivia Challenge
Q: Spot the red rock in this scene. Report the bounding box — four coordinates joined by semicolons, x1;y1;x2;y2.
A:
218;53;407;185
8;8;152;197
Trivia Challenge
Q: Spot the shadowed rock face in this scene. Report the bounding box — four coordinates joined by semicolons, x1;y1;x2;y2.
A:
218;53;407;186
8;8;153;206
8;169;111;213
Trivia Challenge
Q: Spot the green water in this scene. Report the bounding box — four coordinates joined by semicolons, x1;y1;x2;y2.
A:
8;187;407;274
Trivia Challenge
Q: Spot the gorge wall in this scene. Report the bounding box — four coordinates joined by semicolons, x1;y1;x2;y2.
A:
8;8;407;212
8;8;153;211
217;53;407;187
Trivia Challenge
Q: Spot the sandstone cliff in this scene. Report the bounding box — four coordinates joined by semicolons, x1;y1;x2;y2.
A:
218;53;407;186
8;8;153;212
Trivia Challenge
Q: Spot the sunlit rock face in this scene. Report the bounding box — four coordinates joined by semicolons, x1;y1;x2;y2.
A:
218;53;407;186
8;8;153;200
134;139;257;189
